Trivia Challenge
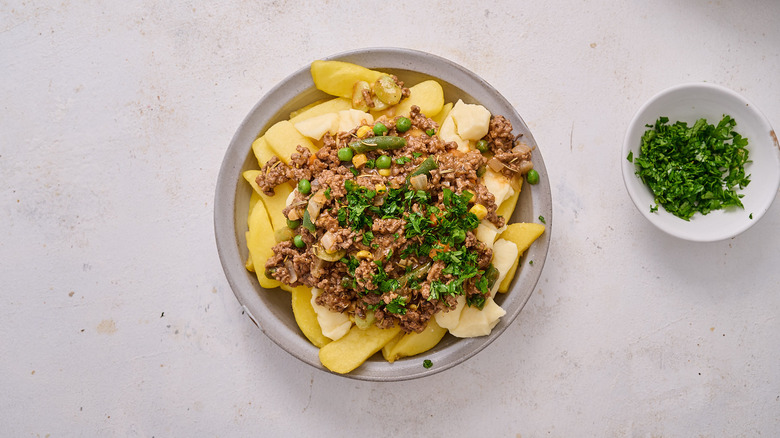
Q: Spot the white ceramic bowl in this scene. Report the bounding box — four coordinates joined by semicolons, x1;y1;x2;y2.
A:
622;82;780;242
214;48;552;381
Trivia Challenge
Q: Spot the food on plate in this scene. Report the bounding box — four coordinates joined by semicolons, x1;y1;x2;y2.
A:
244;59;545;373
627;115;751;220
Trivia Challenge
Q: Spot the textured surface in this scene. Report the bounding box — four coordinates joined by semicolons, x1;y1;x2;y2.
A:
2;1;779;436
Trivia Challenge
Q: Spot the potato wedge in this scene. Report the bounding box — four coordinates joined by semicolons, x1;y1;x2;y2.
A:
382;318;447;363
496;181;522;219
289;99;328;119
432;102;453;127
265;120;316;162
290;286;331;348
311;60;385;98
318;324;402;374
497;223;545;292
246;201;281;289
243;170;294;231
289;97;352;124
392;80;445;118
251;136;277;167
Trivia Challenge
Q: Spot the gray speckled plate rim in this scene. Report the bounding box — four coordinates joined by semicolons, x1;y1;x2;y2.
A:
214;47;553;381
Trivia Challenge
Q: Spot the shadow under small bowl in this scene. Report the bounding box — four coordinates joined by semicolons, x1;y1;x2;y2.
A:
214;48;552;381
622;82;780;242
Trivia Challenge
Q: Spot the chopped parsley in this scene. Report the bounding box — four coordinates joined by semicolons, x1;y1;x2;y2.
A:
423;359;433;369
538;215;546;224
385;296;407;314
630;115;751;220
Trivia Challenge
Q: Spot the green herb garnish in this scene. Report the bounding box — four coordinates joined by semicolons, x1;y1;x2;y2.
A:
631;115;751;220
423;359;433;369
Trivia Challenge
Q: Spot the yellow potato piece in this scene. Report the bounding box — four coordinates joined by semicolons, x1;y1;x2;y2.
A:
393;80;445;118
245;191;262;273
246;199;281;289
318;324;402;374
290;286;331;348
497;223;545;292
289;97;352;124
251;136;277;167
243;171;295;231
288;99;328;119
432;102;453;127
245;251;255;273
264;120;316;163
496;180;522;219
310;60;385;98
382;318;447;363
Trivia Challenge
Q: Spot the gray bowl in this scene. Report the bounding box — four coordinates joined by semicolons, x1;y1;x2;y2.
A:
214;47;552;381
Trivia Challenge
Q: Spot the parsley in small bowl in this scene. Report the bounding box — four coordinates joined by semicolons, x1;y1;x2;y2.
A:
622;83;780;242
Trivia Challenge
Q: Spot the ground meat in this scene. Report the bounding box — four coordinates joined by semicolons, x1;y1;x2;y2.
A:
372;218;406;235
256;156;291;195
486;115;516;153
493;145;534;178
259;105;531;334
410;105;438;132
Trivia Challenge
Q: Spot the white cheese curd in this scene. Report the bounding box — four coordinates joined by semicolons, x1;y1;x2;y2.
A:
475;220;500;249
434;295;466;330
449;99;491;141
293;112;339;140
310;288;352;341
483;168;514;206
438;113;470;153
449;297;506;338
490;239;518;295
337;109;374;133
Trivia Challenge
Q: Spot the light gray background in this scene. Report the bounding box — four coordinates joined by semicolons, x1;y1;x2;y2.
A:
2;1;778;436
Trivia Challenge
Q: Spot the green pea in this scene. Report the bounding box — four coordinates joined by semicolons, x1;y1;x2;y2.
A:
396;117;411;133
376;155;392;169
293;235;305;248
298;178;311;194
526;169;540;185
475;139;489;153
287;218;301;229
337;147;353;162
373;122;388;136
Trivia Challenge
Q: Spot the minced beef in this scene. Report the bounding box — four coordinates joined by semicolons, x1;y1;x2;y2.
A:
263;108;532;334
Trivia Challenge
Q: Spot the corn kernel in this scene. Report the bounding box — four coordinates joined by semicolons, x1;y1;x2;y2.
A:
469;204;488;220
356;125;373;138
374;183;387;194
378;168;392;177
352;153;368;168
355;250;373;260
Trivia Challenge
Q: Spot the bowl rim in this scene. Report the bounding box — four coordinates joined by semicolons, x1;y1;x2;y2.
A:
214;47;552;381
621;81;780;242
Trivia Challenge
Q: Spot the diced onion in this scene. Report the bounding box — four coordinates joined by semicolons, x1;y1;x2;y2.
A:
284;260;298;284
320;231;338;253
512;144;532;155
487;157;506;172
409;174;428;191
306;189;327;222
